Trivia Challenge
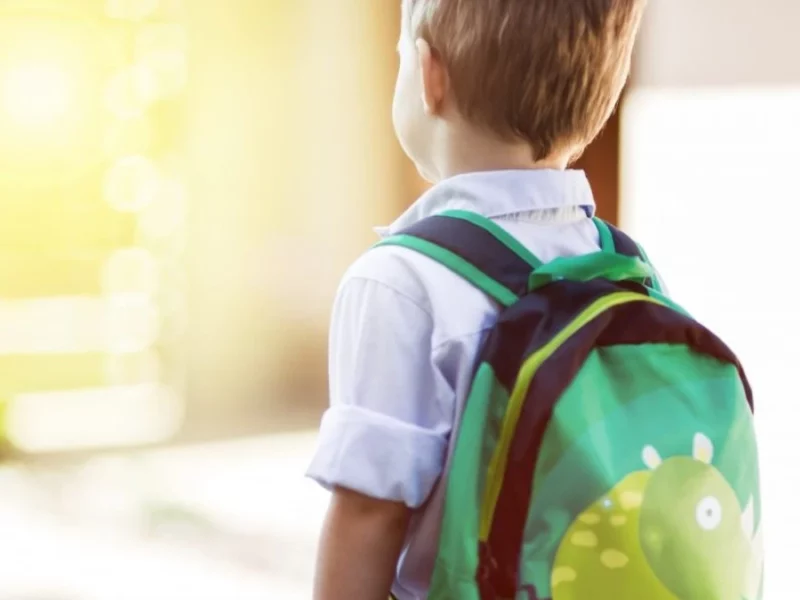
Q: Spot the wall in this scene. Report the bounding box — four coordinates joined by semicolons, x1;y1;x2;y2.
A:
185;0;406;436
635;0;800;87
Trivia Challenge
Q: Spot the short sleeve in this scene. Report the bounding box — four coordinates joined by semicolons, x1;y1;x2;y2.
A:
305;271;454;509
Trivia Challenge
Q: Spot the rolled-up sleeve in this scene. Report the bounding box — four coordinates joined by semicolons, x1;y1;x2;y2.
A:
306;272;454;509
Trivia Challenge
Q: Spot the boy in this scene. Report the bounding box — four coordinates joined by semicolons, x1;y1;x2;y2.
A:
307;1;648;598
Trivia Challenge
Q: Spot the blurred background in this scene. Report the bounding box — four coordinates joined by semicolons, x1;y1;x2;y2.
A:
0;0;795;598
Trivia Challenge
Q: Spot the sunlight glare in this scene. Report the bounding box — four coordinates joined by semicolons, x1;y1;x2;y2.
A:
2;62;74;127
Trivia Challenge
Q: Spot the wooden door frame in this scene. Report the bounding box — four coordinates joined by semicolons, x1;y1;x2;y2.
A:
573;107;620;224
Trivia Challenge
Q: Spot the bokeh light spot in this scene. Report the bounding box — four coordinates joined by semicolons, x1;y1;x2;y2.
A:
2;62;74;127
104;155;160;213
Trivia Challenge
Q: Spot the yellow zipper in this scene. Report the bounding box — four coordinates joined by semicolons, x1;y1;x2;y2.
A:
478;291;666;541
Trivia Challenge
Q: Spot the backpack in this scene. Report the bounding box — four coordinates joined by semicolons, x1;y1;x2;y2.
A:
378;210;763;600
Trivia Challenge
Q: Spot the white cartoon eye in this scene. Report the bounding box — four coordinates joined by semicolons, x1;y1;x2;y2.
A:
696;496;723;531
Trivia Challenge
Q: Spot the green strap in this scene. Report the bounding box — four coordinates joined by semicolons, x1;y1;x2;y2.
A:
375;234;520;307
636;242;653;264
438;209;544;268
528;252;653;292
592;216;616;253
592;216;664;294
525;251;692;317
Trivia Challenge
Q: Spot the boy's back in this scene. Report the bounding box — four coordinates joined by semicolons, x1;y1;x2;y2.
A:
307;1;651;598
308;169;608;598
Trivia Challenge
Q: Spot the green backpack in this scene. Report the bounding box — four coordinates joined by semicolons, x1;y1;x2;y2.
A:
378;210;763;600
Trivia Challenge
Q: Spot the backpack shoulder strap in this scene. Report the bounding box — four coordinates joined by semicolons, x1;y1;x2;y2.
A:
592;217;663;293
375;210;542;308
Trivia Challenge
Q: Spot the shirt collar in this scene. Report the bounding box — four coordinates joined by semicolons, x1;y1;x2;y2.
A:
375;169;596;238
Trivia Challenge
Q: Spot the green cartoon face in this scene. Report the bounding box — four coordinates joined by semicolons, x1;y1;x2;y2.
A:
638;434;749;600
551;433;761;600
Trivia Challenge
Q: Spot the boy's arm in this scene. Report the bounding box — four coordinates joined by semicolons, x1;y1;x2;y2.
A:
313;487;410;600
307;267;454;599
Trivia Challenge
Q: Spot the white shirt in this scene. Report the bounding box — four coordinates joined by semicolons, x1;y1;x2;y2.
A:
307;169;612;599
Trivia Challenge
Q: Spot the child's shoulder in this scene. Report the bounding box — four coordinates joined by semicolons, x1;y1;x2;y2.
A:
336;241;479;317
337;244;434;311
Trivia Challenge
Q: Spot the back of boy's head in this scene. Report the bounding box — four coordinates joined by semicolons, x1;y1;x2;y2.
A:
403;0;646;161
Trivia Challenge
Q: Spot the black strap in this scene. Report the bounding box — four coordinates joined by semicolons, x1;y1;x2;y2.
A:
398;214;536;300
606;222;641;258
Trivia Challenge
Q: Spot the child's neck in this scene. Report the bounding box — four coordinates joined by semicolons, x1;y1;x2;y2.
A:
432;124;571;181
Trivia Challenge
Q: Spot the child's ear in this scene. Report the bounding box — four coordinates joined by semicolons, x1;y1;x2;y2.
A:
416;39;446;117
